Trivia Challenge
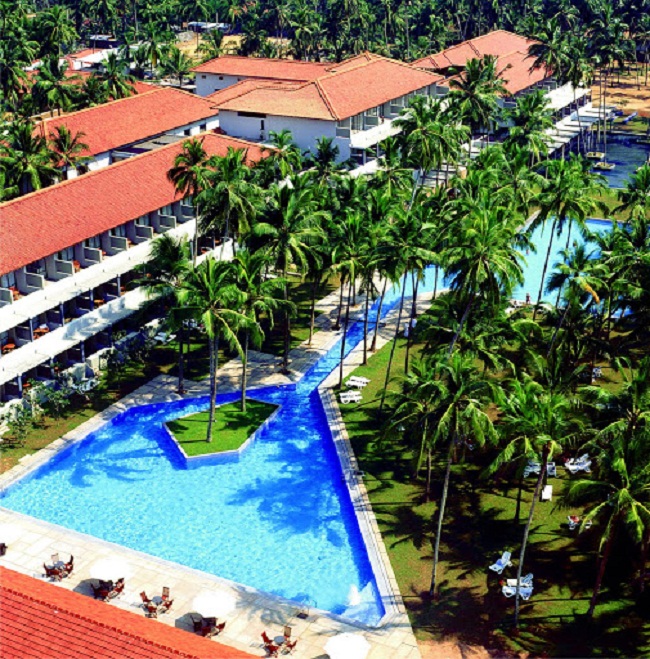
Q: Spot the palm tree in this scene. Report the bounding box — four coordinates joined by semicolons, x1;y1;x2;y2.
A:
161;45;193;88
198;29;225;61
199;147;260;251
494;374;577;626
252;183;326;373
617;164;650;223
529;156;607;321
168;138;213;264
447;55;509;157
47;125;90;176
79;75;110;107
134;234;191;393
267;129;303;177
444;205;524;354
176;257;250;442
428;352;496;598
100;52;136;100
231;249;294;411
35;5;78;57
32;57;82;116
0;120;58;197
503;89;554;164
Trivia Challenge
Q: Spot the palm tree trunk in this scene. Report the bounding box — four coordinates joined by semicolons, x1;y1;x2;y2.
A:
177;325;185;394
532;218;558;322
282;277;291;374
547;303;571;356
514;470;524;524
587;521;616;617
362;277;370;365
333;275;345;330
447;296;475;356
370;278;388;352
308;274;319;346
192;201;200;266
405;273;420;373
514;451;549;627
425;448;432;502
241;330;249;412
378;272;408;417
338;278;354;389
206;334;219;442
429;444;454;598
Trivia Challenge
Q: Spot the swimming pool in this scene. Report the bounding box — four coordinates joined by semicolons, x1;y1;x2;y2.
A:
0;270;441;626
590;134;650;188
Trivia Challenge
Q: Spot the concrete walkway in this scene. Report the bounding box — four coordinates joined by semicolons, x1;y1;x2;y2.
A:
0;283;430;659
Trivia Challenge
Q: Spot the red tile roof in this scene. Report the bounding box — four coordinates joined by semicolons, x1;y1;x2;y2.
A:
0;567;255;659
0;133;268;275
213;53;442;121
412;30;537;71
34;88;220;158
497;50;548;94
193;55;330;81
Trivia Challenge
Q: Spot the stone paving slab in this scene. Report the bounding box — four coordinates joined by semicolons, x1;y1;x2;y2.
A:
0;282;438;658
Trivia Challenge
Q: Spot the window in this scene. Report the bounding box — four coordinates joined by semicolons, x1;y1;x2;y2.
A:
351;114;363;131
218;76;223;80
111;225;127;237
26;259;46;275
0;272;16;289
199;123;207;131
237;111;266;118
160;205;173;216
85;236;101;249
136;215;151;226
366;106;378;117
184;128;191;136
58;247;74;261
201;75;206;79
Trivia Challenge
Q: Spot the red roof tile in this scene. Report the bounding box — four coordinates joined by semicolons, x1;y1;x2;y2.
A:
34;88;220;158
0;567;255;659
193;55;330;81
497;50;548;94
214;53;442;121
413;30;537;71
0;133;268;275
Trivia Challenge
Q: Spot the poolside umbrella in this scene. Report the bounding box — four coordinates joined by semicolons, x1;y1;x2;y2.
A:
325;633;371;659
192;590;236;618
90;556;132;582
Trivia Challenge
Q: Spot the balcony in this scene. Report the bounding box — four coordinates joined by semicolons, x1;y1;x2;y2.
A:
53;259;74;281
134;225;154;242
83;247;103;265
23;272;45;293
349;118;400;150
157;213;177;232
0;289;13;307
107;235;128;255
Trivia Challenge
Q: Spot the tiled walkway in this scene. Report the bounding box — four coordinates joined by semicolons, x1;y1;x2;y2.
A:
0;283;432;658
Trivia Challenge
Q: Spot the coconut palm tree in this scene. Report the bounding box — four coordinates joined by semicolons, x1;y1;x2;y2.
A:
494;373;578;626
168;138;213;264
444;205;524;354
35;5;78;57
447;55;509;157
0;120;58;197
134;234;191;393
428;352;496;598
176;257;250;442
617;164;650;223
267;129;303;178
160;45;193;88
503;89;554;164
32;57;82;116
231;249;294;411
47;125;90;176
252;183;327;373
100;52;136;100
199;147;261;251
529;156;607;321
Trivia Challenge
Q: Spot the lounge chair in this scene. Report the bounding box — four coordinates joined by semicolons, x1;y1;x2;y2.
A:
339;391;362;404
502;585;533;600
541;484;553;501
140;591;157;618
488;551;512;574
262;631;280;657
346;376;369;389
547;462;557;477
159;586;173;614
106;578;125;600
523;461;541;477
506;573;533;588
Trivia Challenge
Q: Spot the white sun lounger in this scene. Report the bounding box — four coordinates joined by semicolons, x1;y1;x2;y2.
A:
523;461;541;477
541;485;553;501
502;585;533;600
506;573;533;588
489;551;512;574
346;377;368;389
547;462;557;477
339;391;362;404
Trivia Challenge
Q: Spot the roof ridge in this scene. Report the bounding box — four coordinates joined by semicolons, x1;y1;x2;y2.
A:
0;131;232;210
312;79;338;120
36;86;166;128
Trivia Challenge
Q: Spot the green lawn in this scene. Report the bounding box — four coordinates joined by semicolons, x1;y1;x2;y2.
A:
165;399;277;456
339;336;650;658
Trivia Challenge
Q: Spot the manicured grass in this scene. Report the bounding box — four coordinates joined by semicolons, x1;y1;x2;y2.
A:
166;399;277;456
340;334;650;658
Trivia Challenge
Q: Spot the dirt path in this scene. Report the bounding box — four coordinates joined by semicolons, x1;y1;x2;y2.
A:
592;65;650;117
419;638;493;659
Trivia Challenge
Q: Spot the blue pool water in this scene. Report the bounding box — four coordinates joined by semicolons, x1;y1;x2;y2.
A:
0;267;440;626
512;218;611;303
591;134;650;188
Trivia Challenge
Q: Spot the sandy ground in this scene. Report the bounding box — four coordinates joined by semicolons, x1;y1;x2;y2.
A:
419;638;493;659
592;64;650;117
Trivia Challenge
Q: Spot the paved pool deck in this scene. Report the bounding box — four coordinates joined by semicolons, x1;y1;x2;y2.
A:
0;283;433;659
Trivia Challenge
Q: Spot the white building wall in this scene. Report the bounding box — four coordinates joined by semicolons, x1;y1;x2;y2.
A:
195;73;245;97
218;110;341;159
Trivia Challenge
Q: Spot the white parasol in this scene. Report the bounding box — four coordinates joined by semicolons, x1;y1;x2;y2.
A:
325;633;371;659
192;590;236;618
90;556;132;582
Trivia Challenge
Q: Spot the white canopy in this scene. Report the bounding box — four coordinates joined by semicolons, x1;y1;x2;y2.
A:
192;590;236;618
324;633;371;659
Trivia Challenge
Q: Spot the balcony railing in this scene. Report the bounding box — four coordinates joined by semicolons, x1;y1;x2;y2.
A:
83;247;102;265
53;259;74;280
107;236;128;255
134;225;154;242
24;272;44;292
0;288;13;307
336;126;351;138
158;214;177;232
